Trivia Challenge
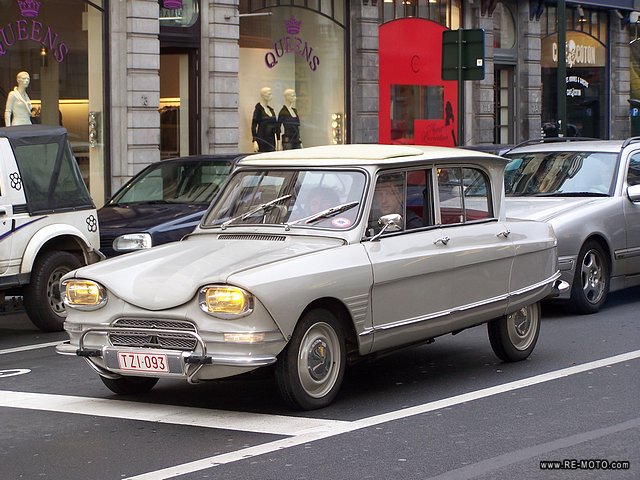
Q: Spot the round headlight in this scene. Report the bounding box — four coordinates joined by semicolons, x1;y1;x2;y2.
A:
198;285;254;318
113;233;152;252
63;279;107;310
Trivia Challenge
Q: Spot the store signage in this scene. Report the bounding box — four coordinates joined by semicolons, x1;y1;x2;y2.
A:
566;75;589;98
541;32;605;69
0;0;68;62
265;17;320;72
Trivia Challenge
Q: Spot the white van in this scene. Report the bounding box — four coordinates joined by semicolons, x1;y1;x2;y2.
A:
0;125;102;331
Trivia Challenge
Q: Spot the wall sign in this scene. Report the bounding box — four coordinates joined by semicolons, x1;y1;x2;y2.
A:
541;31;605;69
264;17;320;72
0;0;69;62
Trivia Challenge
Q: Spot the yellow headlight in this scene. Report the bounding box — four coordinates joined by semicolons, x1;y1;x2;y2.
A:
63;280;107;310
199;286;253;317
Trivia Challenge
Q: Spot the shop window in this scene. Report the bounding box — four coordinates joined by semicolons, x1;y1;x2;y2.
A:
390;85;444;143
380;0;461;28
493;3;516;50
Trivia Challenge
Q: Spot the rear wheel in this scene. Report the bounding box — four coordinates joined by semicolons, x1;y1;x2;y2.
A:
275;309;346;410
569;241;609;314
100;376;159;395
23;251;82;332
488;302;540;362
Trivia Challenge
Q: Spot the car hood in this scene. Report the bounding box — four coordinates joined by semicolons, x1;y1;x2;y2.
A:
504;197;604;222
98;203;207;233
69;234;344;310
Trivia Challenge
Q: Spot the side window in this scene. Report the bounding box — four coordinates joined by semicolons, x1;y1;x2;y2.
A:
368;171;427;235
629;155;640;187
437;167;492;224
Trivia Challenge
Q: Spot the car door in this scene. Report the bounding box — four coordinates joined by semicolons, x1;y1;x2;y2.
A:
0;138;20;276
623;153;640;275
363;169;454;352
436;166;515;324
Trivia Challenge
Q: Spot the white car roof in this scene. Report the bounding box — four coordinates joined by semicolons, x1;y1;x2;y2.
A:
239;144;505;168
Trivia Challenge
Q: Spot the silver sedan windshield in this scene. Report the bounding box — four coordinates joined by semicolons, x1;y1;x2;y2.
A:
204;169;366;230
504;151;618;196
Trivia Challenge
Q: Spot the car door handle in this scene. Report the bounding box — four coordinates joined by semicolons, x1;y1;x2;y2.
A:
497;229;511;238
434;236;450;245
0;207;7;216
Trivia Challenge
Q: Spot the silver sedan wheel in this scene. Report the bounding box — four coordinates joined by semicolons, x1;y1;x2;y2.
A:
579;247;606;305
297;322;342;399
506;305;539;352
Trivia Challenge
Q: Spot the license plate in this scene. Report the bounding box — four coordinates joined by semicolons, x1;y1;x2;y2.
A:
117;352;169;373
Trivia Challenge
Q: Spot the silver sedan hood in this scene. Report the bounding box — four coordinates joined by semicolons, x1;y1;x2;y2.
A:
504;197;604;222
69;234;343;310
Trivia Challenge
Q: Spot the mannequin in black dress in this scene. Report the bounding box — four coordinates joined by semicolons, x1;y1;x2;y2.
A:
251;87;278;152
277;89;302;150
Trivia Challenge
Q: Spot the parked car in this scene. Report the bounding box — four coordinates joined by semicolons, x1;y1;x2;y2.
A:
57;144;563;409
0;125;102;331
502;138;640;313
99;154;245;257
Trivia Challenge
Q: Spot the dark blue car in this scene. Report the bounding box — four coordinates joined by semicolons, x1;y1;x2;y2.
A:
98;154;245;257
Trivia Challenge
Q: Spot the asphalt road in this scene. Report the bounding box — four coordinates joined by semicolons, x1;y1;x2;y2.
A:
1;289;638;480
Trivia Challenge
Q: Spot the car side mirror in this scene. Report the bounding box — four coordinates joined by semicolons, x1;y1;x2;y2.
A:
370;214;402;242
627;184;640;203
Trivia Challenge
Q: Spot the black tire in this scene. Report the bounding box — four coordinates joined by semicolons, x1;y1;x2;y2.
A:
569;241;609;314
23;251;83;332
488;302;541;362
275;309;346;410
100;375;159;395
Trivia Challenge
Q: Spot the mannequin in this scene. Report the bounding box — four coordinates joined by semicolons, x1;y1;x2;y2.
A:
251;87;279;152
277;89;302;150
4;71;33;126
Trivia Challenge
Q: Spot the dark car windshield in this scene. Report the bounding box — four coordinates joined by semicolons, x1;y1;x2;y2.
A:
109;158;233;205
203;169;366;230
503;151;618;196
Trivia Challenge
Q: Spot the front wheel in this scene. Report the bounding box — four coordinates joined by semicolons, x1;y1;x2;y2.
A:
23;251;83;332
100;375;159;395
569;241;609;314
275;309;346;410
488;302;541;362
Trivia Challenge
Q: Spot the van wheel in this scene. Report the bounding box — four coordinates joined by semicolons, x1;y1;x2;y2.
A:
488;302;540;362
100;376;159;395
276;309;346;410
24;251;82;332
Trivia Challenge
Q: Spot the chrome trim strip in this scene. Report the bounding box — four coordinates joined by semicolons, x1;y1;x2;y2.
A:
614;247;640;260
360;271;560;334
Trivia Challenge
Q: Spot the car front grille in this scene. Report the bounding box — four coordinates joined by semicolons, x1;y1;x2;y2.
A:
109;318;198;351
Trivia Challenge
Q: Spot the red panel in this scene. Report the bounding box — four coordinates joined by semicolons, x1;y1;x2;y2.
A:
379;19;458;147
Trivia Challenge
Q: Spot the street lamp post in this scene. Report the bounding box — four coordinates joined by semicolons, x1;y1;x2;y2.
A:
557;0;567;137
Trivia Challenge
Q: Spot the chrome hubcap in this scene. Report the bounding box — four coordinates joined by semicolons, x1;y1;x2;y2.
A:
507;305;538;351
580;249;605;304
47;268;68;317
297;322;340;398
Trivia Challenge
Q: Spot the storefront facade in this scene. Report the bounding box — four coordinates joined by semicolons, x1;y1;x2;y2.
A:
3;0;638;207
0;0;105;202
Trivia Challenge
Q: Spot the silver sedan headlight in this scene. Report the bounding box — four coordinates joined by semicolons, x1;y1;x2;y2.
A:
113;233;152;252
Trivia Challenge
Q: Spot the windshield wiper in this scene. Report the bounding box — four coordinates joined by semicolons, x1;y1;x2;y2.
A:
534;192;609;197
220;194;292;229
285;201;359;229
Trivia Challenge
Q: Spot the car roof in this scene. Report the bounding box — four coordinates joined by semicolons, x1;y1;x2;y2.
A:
153;153;249;165
506;139;625;155
0;124;67;140
239;144;504;168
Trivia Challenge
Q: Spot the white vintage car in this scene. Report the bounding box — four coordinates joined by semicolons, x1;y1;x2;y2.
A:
57;145;564;410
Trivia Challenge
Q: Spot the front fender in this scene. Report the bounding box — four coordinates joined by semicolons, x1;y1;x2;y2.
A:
20;224;102;274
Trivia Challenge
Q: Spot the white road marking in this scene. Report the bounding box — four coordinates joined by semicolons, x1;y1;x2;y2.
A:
124;349;640;480
0;341;63;355
0;390;349;436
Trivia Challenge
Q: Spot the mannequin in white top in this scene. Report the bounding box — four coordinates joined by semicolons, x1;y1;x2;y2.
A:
4;71;32;126
251;87;278;152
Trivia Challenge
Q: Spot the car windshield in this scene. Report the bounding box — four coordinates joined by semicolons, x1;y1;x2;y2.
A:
109;159;233;205
203;169;366;230
504;151;618;197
